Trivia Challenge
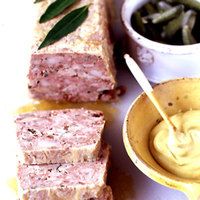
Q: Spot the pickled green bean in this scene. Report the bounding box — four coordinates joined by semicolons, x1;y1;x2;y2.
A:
162;12;184;38
132;12;146;34
152;5;184;24
142;13;160;23
166;0;200;11
144;3;157;14
182;25;197;44
157;1;172;12
131;0;200;45
182;10;197;29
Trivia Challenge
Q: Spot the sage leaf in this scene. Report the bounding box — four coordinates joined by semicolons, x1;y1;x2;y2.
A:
39;0;76;23
38;5;89;50
34;0;44;3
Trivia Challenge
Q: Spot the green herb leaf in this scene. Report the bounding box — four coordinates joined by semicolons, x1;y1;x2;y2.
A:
39;0;76;23
38;5;89;50
34;0;44;3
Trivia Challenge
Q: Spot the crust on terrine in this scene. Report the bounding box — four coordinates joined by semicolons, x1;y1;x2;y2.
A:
28;0;117;102
17;145;110;200
15;108;105;165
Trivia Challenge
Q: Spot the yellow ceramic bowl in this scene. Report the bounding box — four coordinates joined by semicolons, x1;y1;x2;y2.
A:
123;78;200;200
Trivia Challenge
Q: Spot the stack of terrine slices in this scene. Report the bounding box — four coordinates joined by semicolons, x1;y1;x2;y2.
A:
16;109;113;199
28;0;117;102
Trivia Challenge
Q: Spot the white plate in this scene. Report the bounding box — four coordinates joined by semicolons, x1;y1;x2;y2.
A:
0;0;188;199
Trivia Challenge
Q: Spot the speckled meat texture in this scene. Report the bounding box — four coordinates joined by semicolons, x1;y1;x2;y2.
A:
28;0;117;102
17;145;111;200
15;108;105;165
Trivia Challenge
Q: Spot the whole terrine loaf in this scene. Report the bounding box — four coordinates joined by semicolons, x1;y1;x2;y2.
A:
17;145;112;200
15;108;105;165
28;0;117;102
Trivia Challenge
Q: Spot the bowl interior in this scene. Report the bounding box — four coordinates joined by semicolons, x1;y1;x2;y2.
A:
123;78;200;190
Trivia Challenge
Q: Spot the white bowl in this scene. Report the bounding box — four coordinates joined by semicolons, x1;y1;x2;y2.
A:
121;0;200;83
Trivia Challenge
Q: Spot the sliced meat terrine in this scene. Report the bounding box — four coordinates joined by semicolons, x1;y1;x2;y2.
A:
17;145;112;200
15;108;105;165
28;0;117;102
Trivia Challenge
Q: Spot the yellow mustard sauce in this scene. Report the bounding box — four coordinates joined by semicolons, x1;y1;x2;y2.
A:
7;177;18;195
150;110;200;179
9;100;117;196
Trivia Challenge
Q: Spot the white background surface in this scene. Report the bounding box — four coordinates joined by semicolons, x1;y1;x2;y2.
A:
0;0;188;199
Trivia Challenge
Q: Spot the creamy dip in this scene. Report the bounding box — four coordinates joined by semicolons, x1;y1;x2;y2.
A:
150;110;200;179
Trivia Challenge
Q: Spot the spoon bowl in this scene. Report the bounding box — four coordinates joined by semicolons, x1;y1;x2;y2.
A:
123;78;200;200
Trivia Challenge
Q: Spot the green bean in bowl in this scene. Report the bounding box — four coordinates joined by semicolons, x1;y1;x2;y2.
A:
131;0;200;45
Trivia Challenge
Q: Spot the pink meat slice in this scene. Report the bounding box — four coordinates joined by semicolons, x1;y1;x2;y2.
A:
17;145;111;200
15;108;105;165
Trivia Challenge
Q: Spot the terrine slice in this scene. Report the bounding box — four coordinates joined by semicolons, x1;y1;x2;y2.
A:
17;145;110;200
28;0;117;102
15;108;105;165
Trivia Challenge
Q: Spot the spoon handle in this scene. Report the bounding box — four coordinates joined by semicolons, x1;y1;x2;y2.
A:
124;54;176;130
124;54;153;95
